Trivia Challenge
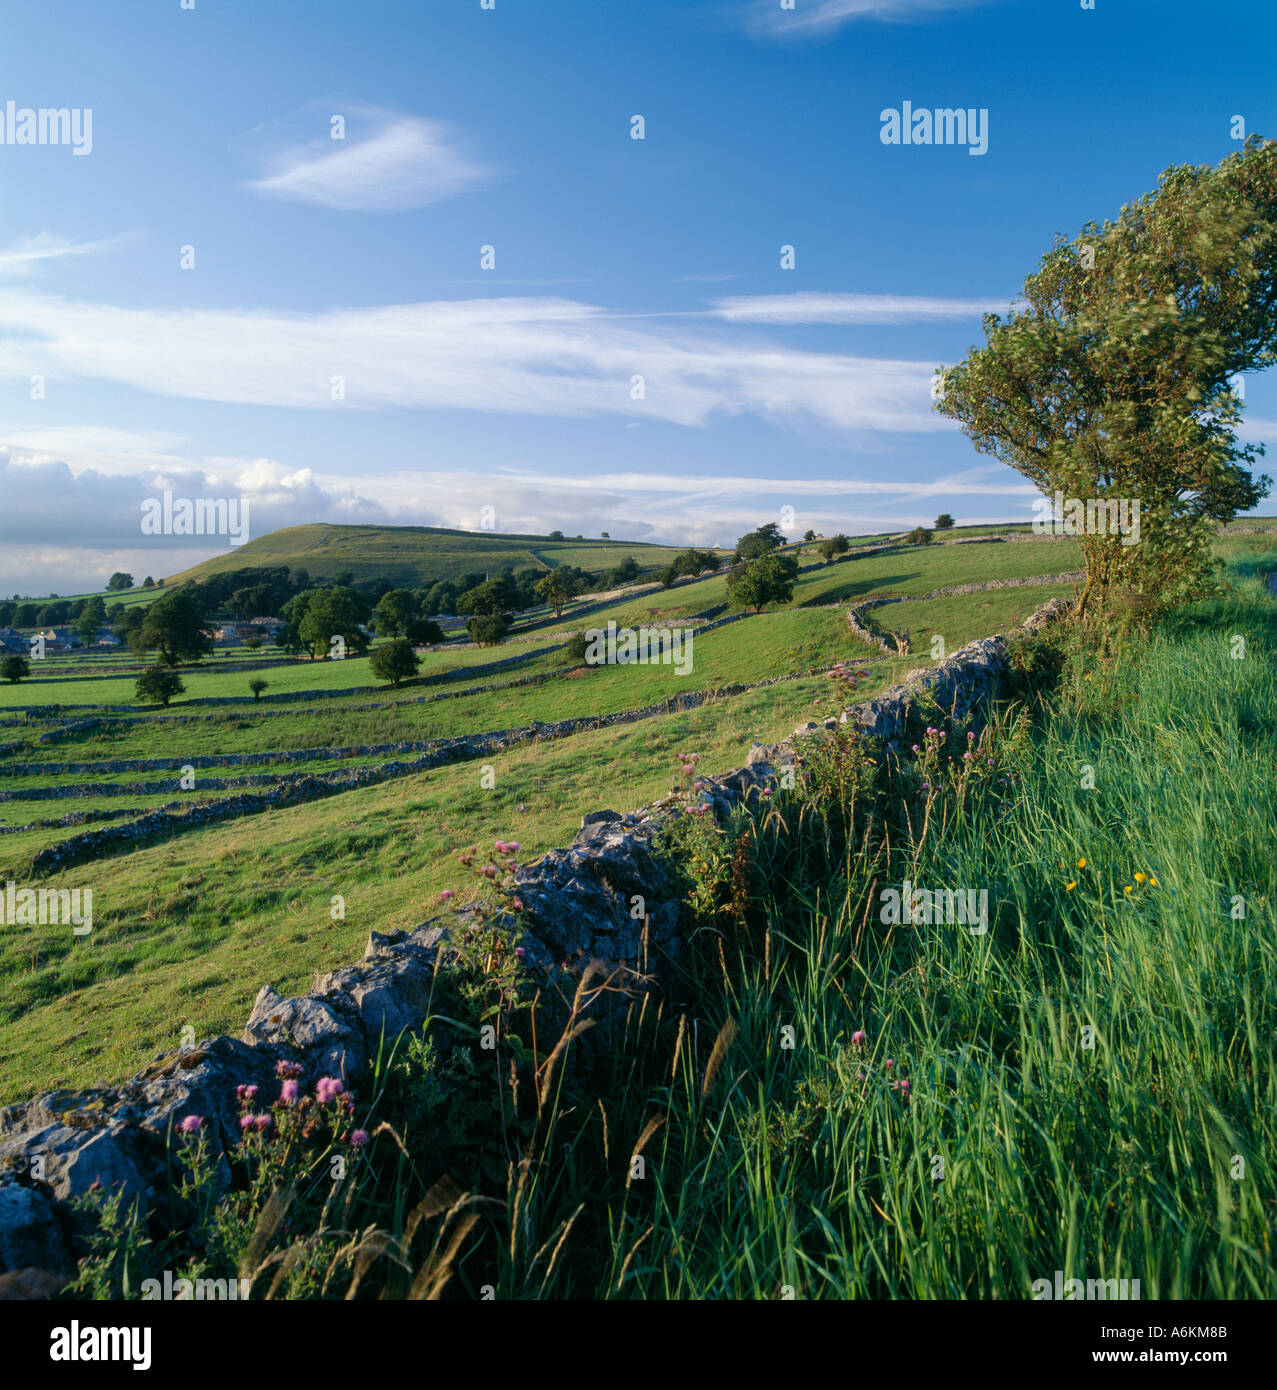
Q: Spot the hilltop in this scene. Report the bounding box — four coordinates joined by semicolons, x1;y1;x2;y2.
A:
160;523;700;592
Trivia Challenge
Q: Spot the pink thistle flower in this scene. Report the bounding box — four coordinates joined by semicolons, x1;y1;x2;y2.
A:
178;1115;203;1135
274;1060;303;1079
439;889;455;901
511;898;524;911
279;1079;299;1104
235;1084;258;1103
514;946;526;960
350;1130;370;1148
316;1076;345;1104
900;1078;911;1094
851;1030;867;1045
885;1058;894;1069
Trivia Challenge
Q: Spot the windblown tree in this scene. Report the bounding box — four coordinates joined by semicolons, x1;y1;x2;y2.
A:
936;137;1276;619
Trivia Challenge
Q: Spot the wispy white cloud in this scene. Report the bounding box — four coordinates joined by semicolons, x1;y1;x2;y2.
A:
0;232;132;276
0;288;953;434
748;0;997;38
712;291;1010;324
248;112;489;212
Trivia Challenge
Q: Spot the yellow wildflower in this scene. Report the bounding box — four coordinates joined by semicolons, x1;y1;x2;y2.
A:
1077;857;1086;869
1065;881;1077;891
1124;885;1133;895
1134;872;1147;884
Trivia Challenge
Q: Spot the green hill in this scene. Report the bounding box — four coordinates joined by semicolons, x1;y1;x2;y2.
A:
160;523;699;591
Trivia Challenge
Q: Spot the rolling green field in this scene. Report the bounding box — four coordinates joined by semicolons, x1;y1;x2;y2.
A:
0;524;1095;1100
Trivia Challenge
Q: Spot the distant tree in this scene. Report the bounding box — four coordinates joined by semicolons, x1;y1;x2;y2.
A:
672;548;720;578
404;617;445;647
369;637;421;687
142;576;156;588
726;552;800;612
15;603;40;627
468;613;512;646
1;655;30;684
934;513;956;530
373;588;419;637
36;603;69;628
131;591;215;667
564;630;590;664
734;522;787;562
907;527;934;546
421;580;457;617
606;556;641;587
290;587;370;660
0;602;14;627
244;636;263;651
331;571;355;589
249;677;269;701
136;665;185;707
803;529;817;542
75;595;107;646
658;564;679;590
534;570;576;619
106;572;134;592
458;576;517;617
819;534;850;564
548;530;565;541
600;531;610;539
114;607;145;646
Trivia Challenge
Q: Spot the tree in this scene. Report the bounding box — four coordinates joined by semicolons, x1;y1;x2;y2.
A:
458;576;517;618
1;655;29;683
421;580;458;616
564;630;590;665
373;588;419;637
107;572;134;592
606;556;641;587
735;522;787;562
936;137;1276;619
285;587;370;660
468;613;511;646
534;570;576;619
249;677;269;700
136;665;185;707
726;552;800;611
935;513;956;530
404;617;445;647
548;530;565;541
142;576;156;588
75;596;107;647
907;527;934;546
132;592;215;667
819;534;850;564
672;548;721;578
803;529;817;542
658;564;679;590
600;531;610;539
369;637;421;686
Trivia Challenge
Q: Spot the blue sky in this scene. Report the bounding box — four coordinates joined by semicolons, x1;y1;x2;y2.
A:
1;0;1275;593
